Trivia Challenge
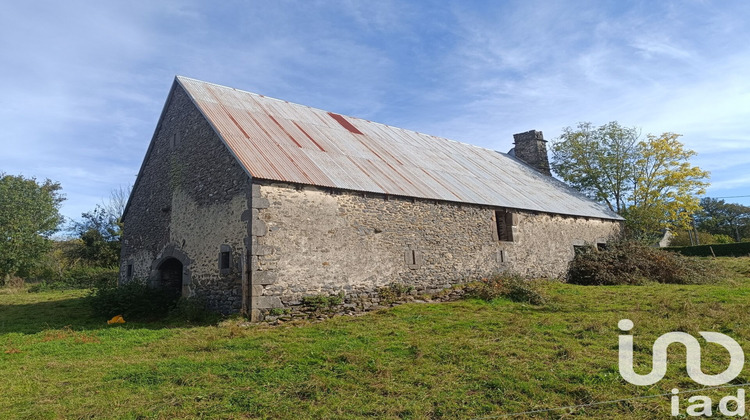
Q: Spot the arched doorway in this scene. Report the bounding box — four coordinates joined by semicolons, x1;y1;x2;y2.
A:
157;257;183;297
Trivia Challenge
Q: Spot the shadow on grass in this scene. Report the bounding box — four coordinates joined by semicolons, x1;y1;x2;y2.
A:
0;295;223;335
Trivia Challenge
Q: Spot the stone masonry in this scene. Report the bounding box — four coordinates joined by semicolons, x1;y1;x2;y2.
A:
120;83;251;314
249;180;621;320
511;130;551;176
121;81;623;321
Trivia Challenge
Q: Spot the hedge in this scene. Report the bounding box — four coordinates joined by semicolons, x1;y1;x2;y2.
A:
663;241;750;257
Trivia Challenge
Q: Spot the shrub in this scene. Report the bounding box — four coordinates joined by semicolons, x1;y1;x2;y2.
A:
26;266;118;292
377;282;414;304
669;231;729;247
62;266;118;289
268;308;290;316
713;234;736;244
464;273;546;305
88;280;180;320
664;241;750;258
301;292;344;312
567;241;720;285
169;297;218;323
27;280;70;293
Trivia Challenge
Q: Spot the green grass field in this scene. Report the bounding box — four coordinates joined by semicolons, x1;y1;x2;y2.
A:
2;258;750;419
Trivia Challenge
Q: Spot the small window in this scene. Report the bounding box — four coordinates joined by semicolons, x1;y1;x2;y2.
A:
126;264;133;279
170;132;180;149
494;210;516;242
596;242;607;252
219;245;232;274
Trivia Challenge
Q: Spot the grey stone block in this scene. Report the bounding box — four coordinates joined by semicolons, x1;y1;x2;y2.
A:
252;220;267;236
252;197;270;209
252;296;283;309
252;244;274;256
253;271;277;285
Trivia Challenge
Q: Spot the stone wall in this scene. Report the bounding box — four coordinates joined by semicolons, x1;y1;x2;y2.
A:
121;83;622;320
250;181;622;319
120;82;251;314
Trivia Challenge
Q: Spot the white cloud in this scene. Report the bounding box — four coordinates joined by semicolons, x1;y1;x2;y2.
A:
1;0;749;219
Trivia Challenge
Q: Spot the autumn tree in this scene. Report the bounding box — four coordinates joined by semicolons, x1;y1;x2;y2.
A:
0;173;65;283
623;133;709;234
550;123;709;237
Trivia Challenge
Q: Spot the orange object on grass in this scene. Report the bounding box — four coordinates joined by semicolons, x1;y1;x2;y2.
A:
107;315;125;324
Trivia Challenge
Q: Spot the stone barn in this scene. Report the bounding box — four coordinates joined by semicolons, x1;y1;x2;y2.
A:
120;76;623;320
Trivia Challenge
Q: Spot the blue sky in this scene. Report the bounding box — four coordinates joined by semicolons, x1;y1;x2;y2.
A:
1;0;749;223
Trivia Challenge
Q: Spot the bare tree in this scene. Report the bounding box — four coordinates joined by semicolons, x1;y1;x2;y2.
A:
102;185;132;221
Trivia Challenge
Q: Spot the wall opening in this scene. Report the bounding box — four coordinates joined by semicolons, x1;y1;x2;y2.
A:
219;244;232;275
157;257;183;297
405;248;422;269
494;210;516;242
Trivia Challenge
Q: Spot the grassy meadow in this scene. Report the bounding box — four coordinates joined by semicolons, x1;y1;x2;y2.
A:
1;257;750;419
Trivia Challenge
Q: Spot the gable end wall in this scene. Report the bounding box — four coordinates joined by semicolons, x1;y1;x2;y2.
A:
120;83;251;313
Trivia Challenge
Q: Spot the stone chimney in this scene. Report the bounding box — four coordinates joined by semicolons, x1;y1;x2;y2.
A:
509;130;551;176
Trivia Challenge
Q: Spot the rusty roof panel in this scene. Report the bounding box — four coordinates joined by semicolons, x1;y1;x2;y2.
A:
177;76;622;220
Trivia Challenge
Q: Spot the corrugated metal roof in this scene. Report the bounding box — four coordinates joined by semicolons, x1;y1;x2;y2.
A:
177;76;622;220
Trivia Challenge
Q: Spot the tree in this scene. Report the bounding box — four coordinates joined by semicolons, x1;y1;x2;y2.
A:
550;122;638;213
0;173;64;283
71;205;122;267
695;198;750;242
550;123;710;237
70;185;130;267
102;185;131;222
625;133;709;234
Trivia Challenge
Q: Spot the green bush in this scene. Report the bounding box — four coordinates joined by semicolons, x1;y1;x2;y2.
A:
301;292;344;312
267;308;290;316
664;241;750;258
668;231;733;247
62;266;118;289
27;280;71;293
88;280;180;320
464;273;546;305
26;266;118;292
568;241;720;285
169;297;218;323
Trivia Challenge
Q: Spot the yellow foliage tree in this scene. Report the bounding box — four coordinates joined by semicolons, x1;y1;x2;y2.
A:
551;124;710;239
625;133;709;235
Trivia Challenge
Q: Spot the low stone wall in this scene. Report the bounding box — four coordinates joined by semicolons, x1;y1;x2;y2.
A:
261;282;469;324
